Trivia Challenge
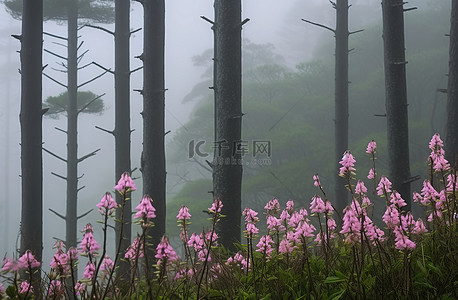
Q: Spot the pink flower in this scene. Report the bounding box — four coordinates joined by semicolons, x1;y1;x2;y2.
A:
79;230;101;255
446;174;457;192
48;280;64;298
278;238;296;254
355;180;367;195
243;207;259;223
198;248;210;262
339;150;356;177
286;200;295;212
50;249;70;276
256;235;274;258
83;262;95;280
367;168;375;180
327;217;337;231
245;222;259;235
364;216;385;243
67;247;79;262
114;172;137;192
340;206;361;236
2;257;23;272
389;191;407;208
266;215;283;232
420;180;439;205
280;209;290;222
429;133;444;151
96;192;118;215
264;198;280;213
176;205;192;220
294;220;316;240
313;174;321;187
18;250;41;269
155;236;179;264
394;226;416;250
134;195;156;220
382;205;400;229
310;195;326;214
288;211;304;228
366;140;377;155
124;237;144;260
209;198;223;213
413;218;428;234
376;176;392;196
75;282;86;296
0;283;5;297
20;281;32;294
100;256;114;275
187;233;204;251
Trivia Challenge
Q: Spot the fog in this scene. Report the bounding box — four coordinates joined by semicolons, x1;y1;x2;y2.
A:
0;0;424;265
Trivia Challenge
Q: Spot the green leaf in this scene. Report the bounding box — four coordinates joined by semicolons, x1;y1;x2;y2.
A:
324;276;346;284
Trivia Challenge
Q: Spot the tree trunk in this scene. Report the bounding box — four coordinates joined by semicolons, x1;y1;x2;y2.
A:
114;0;132;279
212;0;243;250
20;0;43;291
66;0;79;249
141;0;166;253
446;0;458;168
334;0;349;216
382;0;412;210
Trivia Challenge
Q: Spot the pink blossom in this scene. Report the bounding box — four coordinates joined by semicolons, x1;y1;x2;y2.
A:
100;256;114;275
366;140;377;155
155;236;179;264
382;205;400;229
313;174;321;187
432;155;450;172
67;247;78;262
245;222;259;235
205;231;219;246
340;206;361;237
362;196;371;207
79;230;101;255
364;216;385;242
134;195;156;220
339;150;356;177
187;233;204;251
266;215;283;232
280;209;290;222
294;220;315;240
255;235;274;258
446;174;456;192
412;192;422;203
327;217;337;231
278;238;296;254
176;205;192;220
288;211;304;228
286;200;295;212
355;180;367;195
264;198;280;213
429;133;444;151
198;248;210;262
20;281;32;294
243;207;259;223
389;191;407;208
48;280;64;298
18;250;41;269
75;282;86;296
0;283;5;297
83;262;95;280
124;237;144;260
413;219;428;234
310;195;326;214
394;226;416;250
314;232;333;245
50;249;70;276
114;172;137;192
429;134;450;172
400;212;416;231
209;198;223;213
2;257;22;272
367;168;376;180
420;180;439;205
376;176;392;196
96;192;118;215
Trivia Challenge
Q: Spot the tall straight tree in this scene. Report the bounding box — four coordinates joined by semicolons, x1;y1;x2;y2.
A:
114;0;132;279
139;0;166;252
19;0;43;290
447;0;458;168
211;0;245;249
382;0;412;210
5;0;114;250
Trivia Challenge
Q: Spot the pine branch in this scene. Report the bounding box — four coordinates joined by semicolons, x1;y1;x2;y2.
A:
78;149;101;163
95;126;115;136
43;147;67;163
43;73;67;88
49;208;66;220
301;19;335;34
77;93;106;115
77;209;93;220
78;69;110;88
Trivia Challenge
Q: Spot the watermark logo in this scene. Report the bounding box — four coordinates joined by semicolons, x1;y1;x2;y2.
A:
188;139;272;166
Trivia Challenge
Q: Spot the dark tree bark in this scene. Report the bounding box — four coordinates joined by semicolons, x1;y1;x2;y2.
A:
20;0;43;291
212;0;243;250
382;0;412;210
141;0;166;252
66;0;79;249
334;0;349;215
447;0;458;168
114;0;132;279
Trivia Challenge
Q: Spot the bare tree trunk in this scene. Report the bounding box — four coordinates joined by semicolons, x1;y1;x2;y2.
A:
66;0;79;249
334;0;349;216
212;0;243;250
382;0;412;210
447;0;458;168
114;0;132;279
141;0;166;254
20;0;43;291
